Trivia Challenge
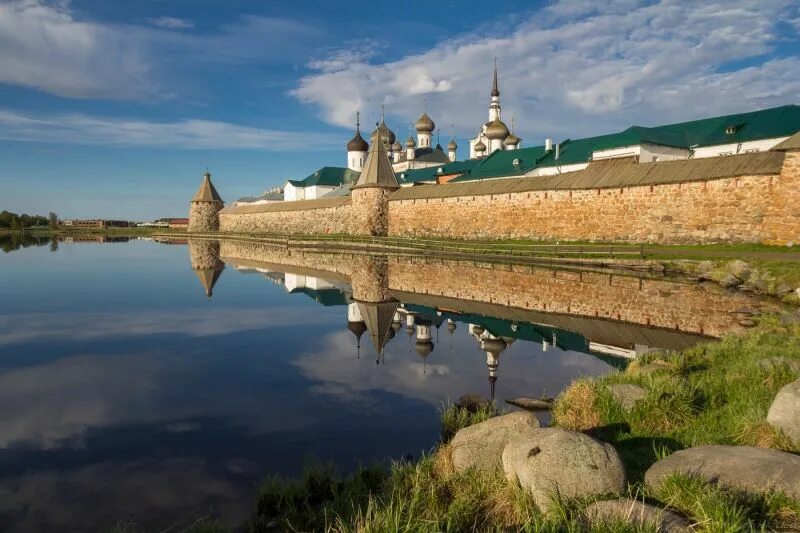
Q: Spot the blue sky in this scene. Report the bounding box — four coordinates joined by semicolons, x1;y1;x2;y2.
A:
1;0;799;220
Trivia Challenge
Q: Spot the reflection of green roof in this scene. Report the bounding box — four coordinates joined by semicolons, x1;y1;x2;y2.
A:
454;105;800;183
295;167;361;188
289;287;349;306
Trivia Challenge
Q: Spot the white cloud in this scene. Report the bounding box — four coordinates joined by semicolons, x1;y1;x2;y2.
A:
292;0;800;141
148;16;193;29
0;0;154;99
0;108;340;150
0;0;323;100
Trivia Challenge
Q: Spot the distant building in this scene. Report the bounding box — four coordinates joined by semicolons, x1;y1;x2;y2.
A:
168;218;189;229
61;219;130;228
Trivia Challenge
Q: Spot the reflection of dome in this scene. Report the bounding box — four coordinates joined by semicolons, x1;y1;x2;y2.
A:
348;321;367;340
392;319;402;333
481;337;507;355
415;339;434;358
473;325;485;336
485;119;510;140
447;320;457;334
415;112;435;133
501;336;516;346
386;327;396;342
405;324;415;337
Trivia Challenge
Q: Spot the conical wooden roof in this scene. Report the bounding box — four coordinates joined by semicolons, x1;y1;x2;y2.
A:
357;300;399;354
192;172;224;203
353;132;399;189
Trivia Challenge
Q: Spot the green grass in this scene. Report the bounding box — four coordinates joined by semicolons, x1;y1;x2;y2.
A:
233;319;800;532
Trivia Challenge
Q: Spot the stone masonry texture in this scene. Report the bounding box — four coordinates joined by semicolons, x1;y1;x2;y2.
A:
189;201;222;232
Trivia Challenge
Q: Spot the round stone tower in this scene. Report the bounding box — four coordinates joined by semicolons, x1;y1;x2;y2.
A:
351;130;400;236
189;171;224;233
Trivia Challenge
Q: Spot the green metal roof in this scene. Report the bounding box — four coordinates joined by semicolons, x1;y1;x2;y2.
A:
299;166;361;187
453;104;800;182
397;159;482;185
451;145;547;182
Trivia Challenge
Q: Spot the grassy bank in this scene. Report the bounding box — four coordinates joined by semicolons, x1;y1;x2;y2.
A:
174;317;796;532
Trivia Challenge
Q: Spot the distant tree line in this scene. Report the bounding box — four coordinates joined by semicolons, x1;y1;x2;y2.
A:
0;211;58;229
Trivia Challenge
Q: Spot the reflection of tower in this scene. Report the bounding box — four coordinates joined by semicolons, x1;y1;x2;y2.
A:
347;302;368;359
351;255;398;363
188;239;225;298
481;336;507;402
414;317;435;374
447;319;457;349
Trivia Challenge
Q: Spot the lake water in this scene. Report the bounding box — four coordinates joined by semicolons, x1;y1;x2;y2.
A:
0;237;772;531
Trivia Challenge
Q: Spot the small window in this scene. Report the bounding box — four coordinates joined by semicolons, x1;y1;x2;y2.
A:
744;148;759;153
718;151;734;156
652;156;659;162
725;126;737;135
512;158;520;166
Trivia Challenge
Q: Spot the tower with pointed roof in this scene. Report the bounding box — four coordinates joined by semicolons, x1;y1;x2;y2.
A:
188;171;224;232
351;130;400;236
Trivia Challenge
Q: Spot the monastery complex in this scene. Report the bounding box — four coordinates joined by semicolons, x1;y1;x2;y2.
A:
189;66;800;245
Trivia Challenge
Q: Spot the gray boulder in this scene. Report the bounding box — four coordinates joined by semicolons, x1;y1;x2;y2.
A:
583;499;691;532
645;445;800;500
767;378;800;444
502;428;626;511
450;411;540;473
758;357;800;374
608;384;647;410
727;259;752;281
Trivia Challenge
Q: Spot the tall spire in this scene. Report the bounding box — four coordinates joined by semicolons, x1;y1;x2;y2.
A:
491;58;499;97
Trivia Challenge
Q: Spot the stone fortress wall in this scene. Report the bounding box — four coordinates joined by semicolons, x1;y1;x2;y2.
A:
387;152;798;245
214;150;799;245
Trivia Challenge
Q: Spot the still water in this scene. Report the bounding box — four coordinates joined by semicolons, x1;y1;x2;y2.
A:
0;237;771;531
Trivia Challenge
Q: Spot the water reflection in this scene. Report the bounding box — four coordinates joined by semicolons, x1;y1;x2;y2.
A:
0;238;779;531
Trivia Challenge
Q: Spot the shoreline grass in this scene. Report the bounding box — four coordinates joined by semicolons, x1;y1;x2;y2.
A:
229;317;800;532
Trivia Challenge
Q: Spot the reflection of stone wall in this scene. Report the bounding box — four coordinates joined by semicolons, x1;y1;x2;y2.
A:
189;239;224;270
217;240;355;279
350;256;391;302
219;200;355;235
387;173;784;244
387;259;770;337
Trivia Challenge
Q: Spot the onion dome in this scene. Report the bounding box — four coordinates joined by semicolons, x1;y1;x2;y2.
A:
392;140;402;153
392;318;402;333
474;139;486;153
405;324;415;337
501;336;516;346
415;339;434;358
446;320;456;334
447;138;458;151
348;320;367;339
347;129;368;152
377;120;396;146
415;112;435;133
485;118;510;140
386;326;396;342
504;132;520;146
473;325;485;336
481;337;507;355
405;136;416;148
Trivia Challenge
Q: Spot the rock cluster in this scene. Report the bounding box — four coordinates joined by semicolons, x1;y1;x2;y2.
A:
767;378;800;444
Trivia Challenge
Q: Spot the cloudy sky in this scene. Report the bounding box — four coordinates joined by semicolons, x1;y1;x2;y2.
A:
2;0;799;219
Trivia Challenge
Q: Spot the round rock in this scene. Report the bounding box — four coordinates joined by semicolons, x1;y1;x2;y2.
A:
450;411;540;473
608;384;647;410
583;499;691;533
501;428;626;511
767;378;800;444
645;445;800;500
